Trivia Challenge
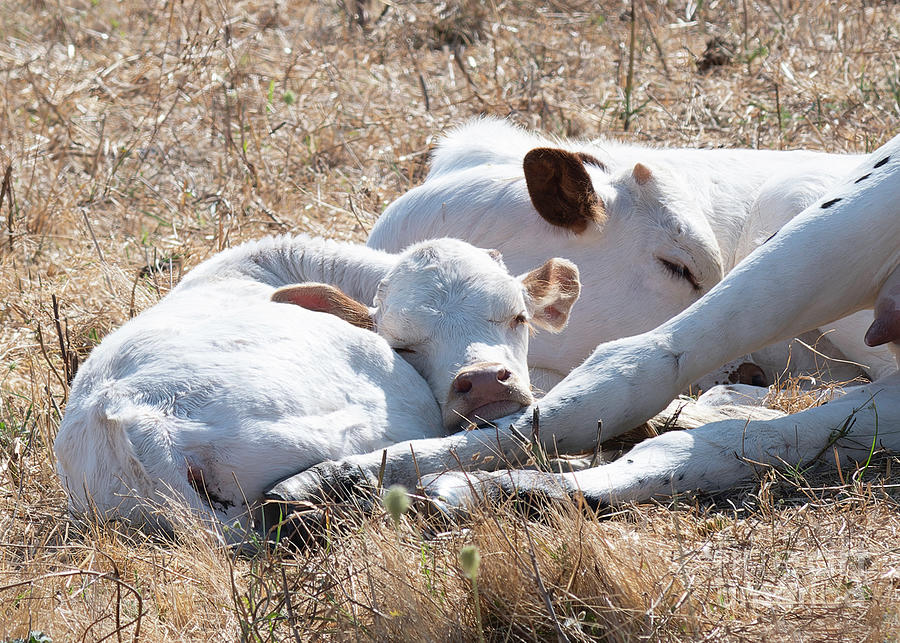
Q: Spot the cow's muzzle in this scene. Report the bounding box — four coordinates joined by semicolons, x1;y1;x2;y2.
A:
444;362;533;429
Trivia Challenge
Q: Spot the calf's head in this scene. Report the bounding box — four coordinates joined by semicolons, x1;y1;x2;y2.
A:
522;148;725;337
273;239;580;430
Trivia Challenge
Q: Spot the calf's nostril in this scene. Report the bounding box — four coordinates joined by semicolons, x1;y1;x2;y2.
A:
453;377;473;394
496;369;511;382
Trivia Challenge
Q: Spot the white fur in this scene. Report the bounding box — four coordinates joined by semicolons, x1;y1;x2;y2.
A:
268;134;900;507
368;117;893;384
54;235;576;536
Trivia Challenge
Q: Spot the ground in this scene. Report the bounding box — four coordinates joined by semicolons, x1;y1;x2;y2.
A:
1;0;899;640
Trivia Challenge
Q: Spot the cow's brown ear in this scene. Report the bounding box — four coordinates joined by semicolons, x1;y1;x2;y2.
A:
271;283;374;330
523;147;607;234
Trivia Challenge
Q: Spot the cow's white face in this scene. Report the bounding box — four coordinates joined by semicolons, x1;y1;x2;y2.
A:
373;239;579;430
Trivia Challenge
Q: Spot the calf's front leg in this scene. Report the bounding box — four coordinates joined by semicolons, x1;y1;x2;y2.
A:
424;373;900;510
261;422;535;530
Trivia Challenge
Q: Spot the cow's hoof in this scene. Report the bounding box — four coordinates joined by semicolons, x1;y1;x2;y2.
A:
418;471;487;522
419;469;582;521
260;461;378;546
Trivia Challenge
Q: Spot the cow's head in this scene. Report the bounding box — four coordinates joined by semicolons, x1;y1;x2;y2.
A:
523;147;724;290
272;239;580;430
519;148;725;347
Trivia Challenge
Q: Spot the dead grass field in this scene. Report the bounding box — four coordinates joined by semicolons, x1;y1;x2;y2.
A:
1;0;899;640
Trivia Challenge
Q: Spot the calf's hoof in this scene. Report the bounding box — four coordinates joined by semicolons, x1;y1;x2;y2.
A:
419;469;595;521
259;461;378;546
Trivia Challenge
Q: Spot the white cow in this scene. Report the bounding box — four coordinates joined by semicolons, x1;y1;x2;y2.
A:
54;235;579;538
265;133;900;514
367;117;895;389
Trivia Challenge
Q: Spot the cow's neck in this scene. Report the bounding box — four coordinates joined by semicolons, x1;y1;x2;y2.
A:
240;235;395;303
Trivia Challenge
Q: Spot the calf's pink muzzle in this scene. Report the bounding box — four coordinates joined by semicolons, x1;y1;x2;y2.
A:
445;362;533;428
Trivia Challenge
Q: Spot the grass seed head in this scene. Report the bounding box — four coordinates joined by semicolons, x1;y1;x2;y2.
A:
459;544;482;580
383;484;411;526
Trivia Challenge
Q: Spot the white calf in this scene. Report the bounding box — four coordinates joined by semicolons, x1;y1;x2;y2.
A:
265;133;900;510
54;235;579;535
368;117;895;387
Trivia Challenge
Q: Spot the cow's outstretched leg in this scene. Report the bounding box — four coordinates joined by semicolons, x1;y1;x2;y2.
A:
423;373;900;512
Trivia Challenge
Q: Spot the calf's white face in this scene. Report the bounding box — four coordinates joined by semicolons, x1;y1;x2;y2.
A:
273;239;580;430
375;240;581;429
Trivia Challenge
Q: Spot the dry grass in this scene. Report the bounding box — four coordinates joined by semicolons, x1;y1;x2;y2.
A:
1;0;899;639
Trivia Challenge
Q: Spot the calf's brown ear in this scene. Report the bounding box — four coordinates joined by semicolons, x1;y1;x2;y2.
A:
271;283;374;330
521;258;581;333
523;147;606;234
632;162;653;185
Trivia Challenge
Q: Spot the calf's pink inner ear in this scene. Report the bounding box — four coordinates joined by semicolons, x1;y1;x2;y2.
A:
271;283;374;330
521;258;581;333
523;147;607;234
632;162;653;185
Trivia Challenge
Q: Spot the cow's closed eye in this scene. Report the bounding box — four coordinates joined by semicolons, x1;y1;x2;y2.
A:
657;258;700;291
490;313;529;329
